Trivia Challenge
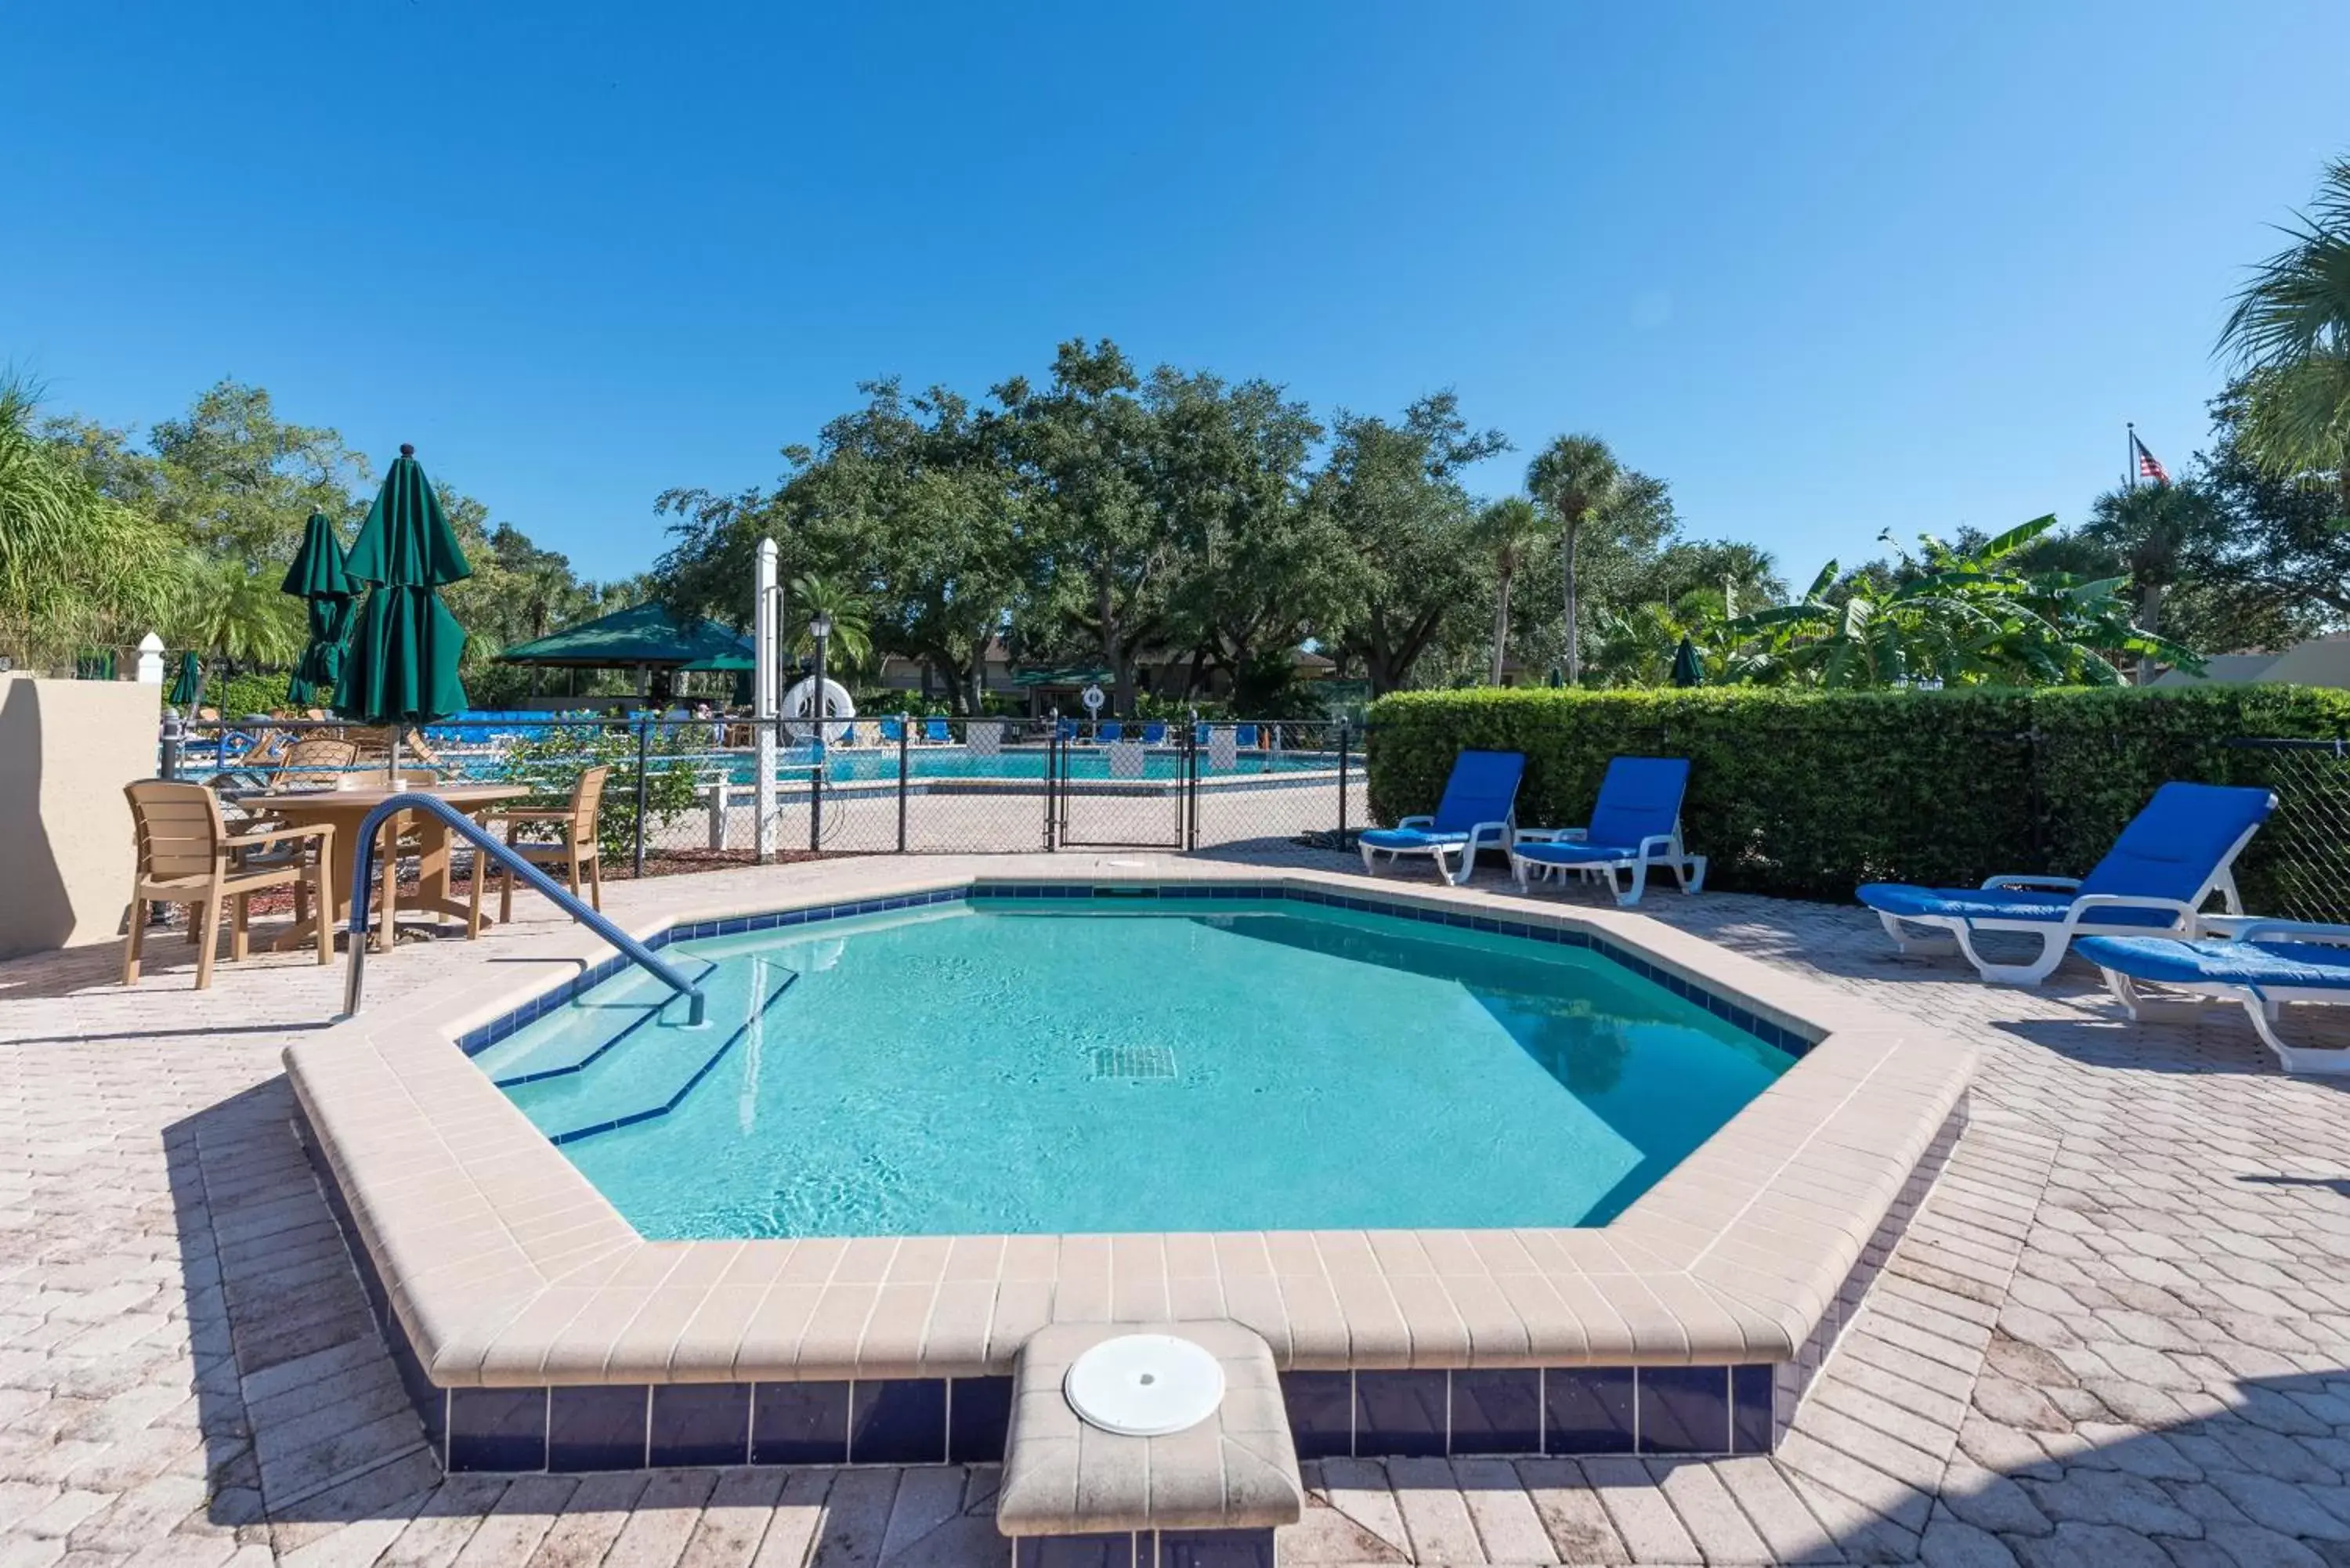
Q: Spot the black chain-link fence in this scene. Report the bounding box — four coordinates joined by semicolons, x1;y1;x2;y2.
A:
161;713;1370;877
2222;740;2350;925
157;712;2347;920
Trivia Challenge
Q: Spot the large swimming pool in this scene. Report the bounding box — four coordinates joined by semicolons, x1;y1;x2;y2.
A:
729;746;1330;786
471;894;1792;1238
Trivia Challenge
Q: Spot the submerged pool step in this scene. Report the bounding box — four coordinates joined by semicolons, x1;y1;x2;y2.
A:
501;965;798;1146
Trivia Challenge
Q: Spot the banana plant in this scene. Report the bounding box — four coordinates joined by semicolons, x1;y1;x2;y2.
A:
1718;516;2203;688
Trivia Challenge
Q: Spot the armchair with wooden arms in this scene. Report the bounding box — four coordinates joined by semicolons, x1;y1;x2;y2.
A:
472;765;609;934
122;780;335;989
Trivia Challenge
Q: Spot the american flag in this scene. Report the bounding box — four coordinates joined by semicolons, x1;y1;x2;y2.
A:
2134;434;2169;485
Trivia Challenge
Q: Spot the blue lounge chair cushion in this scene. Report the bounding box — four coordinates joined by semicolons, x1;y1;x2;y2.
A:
1859;883;2175;927
1422;750;1527;834
1360;826;1474;851
2076;935;2350;992
1585;757;1690;849
2078;782;2276;902
1515;840;1656;867
1860;782;2274;927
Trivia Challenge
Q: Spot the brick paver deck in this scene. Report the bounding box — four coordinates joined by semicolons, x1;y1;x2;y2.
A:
7;847;2350;1566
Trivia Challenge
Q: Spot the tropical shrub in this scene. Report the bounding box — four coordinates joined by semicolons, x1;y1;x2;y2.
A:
1365;685;2350;906
497;720;712;862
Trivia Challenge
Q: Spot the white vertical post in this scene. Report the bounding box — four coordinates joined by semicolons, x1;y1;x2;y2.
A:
754;538;779;862
135;632;165;686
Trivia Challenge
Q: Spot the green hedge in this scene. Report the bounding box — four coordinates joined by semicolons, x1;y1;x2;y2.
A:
1364;686;2350;907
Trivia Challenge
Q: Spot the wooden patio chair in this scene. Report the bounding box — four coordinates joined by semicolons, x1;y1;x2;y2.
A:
278;736;360;789
122;780;335;988
475;765;608;934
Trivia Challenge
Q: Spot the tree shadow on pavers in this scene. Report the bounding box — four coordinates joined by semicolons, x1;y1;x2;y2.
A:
164;1075;444;1528
1920;1367;2350;1567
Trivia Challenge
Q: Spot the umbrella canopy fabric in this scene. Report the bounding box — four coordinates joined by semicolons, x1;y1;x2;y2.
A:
334;446;472;726
496;601;755;672
281;511;357;600
283;511;356;706
1670;636;1706;688
168;652;204;708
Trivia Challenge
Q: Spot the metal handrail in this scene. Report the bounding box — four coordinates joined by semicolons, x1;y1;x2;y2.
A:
339;792;707;1026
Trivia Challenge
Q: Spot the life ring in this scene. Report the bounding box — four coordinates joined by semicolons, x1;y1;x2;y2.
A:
781;677;855;742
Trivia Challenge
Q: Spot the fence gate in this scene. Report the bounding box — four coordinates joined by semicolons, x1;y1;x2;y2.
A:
1050;731;1193;851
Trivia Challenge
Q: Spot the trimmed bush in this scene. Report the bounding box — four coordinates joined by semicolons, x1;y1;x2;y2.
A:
1364;685;2350;906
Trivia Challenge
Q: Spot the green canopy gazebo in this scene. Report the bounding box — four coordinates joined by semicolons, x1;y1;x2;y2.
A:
497;602;754;703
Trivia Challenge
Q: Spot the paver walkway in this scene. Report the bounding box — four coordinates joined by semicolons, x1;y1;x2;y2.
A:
6;850;2350;1567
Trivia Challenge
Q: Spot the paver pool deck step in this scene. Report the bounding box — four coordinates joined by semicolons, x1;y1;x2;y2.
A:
997;1321;1302;1567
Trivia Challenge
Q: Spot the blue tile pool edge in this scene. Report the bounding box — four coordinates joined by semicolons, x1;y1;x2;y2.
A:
452;880;1820;1062
291;1086;1969;1476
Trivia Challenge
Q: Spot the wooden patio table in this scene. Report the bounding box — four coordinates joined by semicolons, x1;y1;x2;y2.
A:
233;784;529;948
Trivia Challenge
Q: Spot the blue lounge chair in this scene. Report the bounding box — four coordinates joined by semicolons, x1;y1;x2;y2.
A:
1859;782;2275;985
1235;724;1260;749
1509;757;1705;907
924;718;951;743
1142;721;1168;746
1056;718;1079;742
1358;750;1526;887
1101;721;1123;742
2077;924;2350;1075
879;717;904;743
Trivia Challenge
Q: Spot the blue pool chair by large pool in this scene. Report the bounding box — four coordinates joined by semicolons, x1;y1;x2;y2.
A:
879;717;904;743
2077;924;2350;1075
1141;721;1169;746
1358;750;1526;887
1509;756;1705;907
924;717;951;743
1100;721;1123;742
1859;781;2276;985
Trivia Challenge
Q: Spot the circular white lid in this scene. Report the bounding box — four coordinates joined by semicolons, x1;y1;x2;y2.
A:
1063;1333;1227;1436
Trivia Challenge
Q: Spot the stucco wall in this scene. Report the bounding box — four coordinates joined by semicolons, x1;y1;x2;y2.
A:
0;675;160;959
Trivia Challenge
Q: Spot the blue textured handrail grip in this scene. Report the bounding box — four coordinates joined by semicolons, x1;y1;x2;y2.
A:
338;792;707;1027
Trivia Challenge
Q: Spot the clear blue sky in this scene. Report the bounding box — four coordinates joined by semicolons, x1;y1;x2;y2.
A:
7;2;2347;583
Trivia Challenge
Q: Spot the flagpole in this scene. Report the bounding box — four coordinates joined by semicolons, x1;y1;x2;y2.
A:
2126;421;2136;491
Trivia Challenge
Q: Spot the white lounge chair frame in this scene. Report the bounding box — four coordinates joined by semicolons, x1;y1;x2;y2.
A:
1875;830;2257;987
1359;815;1515;888
1509;825;1706;907
2094;920;2350;1075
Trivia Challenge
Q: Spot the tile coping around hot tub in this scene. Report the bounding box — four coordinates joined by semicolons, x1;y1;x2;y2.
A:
284;853;1975;1396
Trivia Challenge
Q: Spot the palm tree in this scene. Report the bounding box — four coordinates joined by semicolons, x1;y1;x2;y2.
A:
1525;435;1625;685
2081;480;2228;681
0;375;183;667
170;555;302;670
1474;497;1544;685
786;574;873;675
2219;157;2350;509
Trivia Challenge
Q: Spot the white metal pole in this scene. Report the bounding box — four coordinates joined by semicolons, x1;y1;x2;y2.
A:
754;537;779;862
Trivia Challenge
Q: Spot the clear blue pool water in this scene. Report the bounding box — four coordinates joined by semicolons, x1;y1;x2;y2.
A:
728;747;1329;786
473;899;1792;1238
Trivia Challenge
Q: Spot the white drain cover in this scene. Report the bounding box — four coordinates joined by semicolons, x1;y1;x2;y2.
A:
1064;1334;1226;1436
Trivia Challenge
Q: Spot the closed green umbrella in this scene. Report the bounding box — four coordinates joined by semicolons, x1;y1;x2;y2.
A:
1669;635;1705;688
333;445;472;725
282;511;355;706
168;652;204;709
